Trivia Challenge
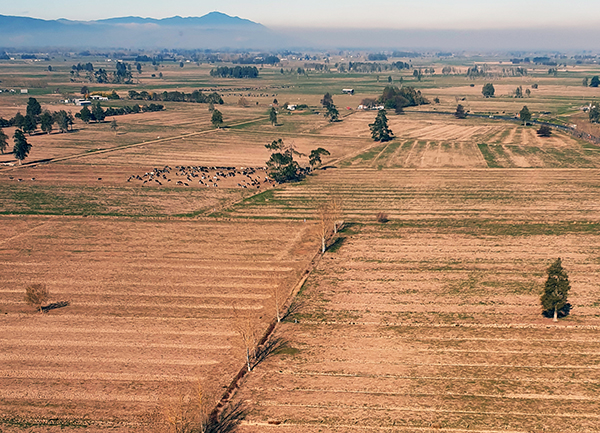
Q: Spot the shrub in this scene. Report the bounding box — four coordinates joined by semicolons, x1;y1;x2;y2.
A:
376;212;389;223
537;125;552;137
24;283;49;313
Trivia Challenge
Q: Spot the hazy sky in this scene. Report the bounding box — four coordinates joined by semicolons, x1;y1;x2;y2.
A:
4;0;600;29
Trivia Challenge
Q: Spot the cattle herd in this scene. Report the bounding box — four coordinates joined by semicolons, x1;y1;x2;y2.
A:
127;165;275;189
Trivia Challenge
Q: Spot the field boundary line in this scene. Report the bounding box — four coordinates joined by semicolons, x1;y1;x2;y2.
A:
298;320;600;330
255;401;600;419
0;220;52;246
278;370;600;383
210;241;324;423
259;386;600;402
291;357;600;370
0;116;266;172
240;421;527;433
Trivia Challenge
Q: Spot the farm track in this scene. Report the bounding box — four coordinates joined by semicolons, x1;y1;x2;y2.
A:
0;116;266;171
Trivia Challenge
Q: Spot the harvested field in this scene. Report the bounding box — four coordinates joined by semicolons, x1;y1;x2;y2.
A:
222;168;600;223
0;216;317;430
233;220;600;433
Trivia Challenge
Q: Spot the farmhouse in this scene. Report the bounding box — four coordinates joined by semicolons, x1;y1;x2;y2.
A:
74;99;91;106
342;88;354;95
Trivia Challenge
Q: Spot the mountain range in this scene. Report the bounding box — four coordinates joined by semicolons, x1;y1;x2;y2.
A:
0;12;280;49
1;12;599;51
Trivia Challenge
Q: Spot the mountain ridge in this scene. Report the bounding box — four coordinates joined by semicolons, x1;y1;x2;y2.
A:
0;12;274;49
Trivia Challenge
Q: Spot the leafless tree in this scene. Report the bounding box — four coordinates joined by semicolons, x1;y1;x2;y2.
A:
232;304;258;372
161;381;212;433
317;200;334;254
272;284;283;323
330;195;344;234
24;283;49;313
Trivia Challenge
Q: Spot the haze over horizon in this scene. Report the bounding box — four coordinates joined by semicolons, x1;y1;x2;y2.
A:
4;0;600;30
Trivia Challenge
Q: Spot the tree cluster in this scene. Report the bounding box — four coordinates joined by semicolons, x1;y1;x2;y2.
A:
77;102;164;123
70;61;133;84
346;61;410;73
378;85;429;114
104;103;164;117
128;89;223;104
233;55;280;65
5;98;75;136
264;139;330;183
210;66;259;78
466;64;489;78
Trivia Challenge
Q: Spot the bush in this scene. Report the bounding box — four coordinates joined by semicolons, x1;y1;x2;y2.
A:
376;212;389;223
24;283;49;313
537;125;552;137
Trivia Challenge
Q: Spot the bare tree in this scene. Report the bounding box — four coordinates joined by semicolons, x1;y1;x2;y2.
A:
24;283;49;313
161;381;211;433
232;305;258;372
317;200;334;254
272;284;283;323
330;195;344;234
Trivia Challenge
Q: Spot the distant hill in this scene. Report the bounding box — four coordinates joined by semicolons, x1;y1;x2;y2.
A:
97;12;264;28
0;12;278;49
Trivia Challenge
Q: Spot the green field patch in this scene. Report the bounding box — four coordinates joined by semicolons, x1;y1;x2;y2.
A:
477;143;501;168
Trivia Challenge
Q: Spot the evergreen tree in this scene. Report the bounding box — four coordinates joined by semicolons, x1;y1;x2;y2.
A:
22;114;37;135
264;139;306;183
589;103;600;123
482;83;495;98
541;258;571;322
519;106;532;125
211;109;223;128
92;102;105;122
0;127;8;154
324;104;339;122
515;86;523;98
13;129;31;164
369;109;394;142
320;92;333;107
309;148;331;168
40;111;54;134
12;112;25;129
454;104;467;119
269;107;278;126
26;97;42;118
78;106;92;123
54;110;70;133
590;76;600;88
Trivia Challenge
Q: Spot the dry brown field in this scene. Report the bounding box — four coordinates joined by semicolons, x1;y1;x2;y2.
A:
228;168;600;433
2;56;600;433
0;216;317;430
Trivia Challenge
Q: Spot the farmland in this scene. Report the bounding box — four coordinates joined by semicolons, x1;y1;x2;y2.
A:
230;169;600;433
0;217;316;429
1;51;600;432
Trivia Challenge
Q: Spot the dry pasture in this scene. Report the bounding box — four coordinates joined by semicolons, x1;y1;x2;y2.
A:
0;216;317;430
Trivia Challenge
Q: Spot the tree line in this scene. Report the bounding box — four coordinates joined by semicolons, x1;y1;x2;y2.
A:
128;89;223;104
0;98;74;135
75;102;164;123
70;61;134;84
210;66;259;78
378;85;430;114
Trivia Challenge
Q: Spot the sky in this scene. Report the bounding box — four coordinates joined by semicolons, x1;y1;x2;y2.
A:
3;0;600;30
